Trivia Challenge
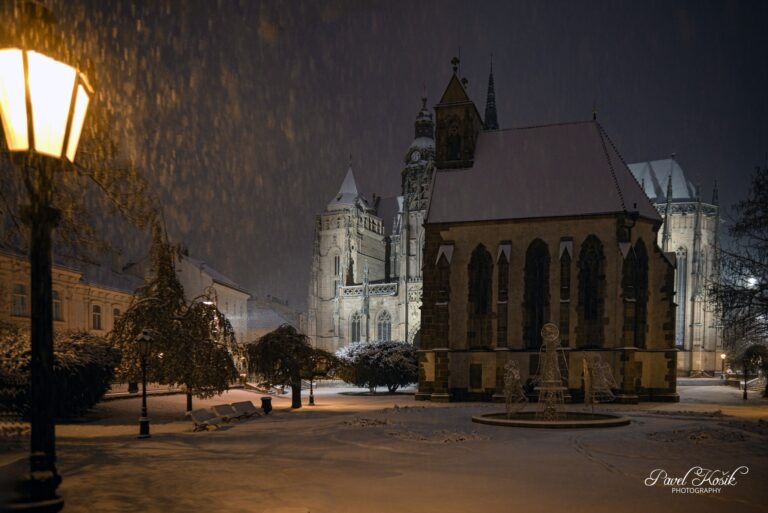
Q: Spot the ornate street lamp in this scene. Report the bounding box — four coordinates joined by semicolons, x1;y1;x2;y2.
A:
0;7;93;511
720;353;726;379
135;330;153;439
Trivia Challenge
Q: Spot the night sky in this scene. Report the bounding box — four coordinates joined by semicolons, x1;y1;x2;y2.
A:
5;0;768;309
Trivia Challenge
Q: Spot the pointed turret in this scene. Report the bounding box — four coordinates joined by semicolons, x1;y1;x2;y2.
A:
327;163;371;212
712;179;719;206
414;96;434;140
483;56;499;130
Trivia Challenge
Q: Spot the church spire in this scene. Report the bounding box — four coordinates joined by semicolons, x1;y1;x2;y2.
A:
483;55;499;130
712;178;719;206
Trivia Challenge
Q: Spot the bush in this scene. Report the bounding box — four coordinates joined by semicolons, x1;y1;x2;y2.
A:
0;323;121;418
336;340;418;393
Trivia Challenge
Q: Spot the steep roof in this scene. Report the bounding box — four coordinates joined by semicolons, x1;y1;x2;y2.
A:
327;166;372;211
627;159;696;202
427;121;660;225
182;255;252;296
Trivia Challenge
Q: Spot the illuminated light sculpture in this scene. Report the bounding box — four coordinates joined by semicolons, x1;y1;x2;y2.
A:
0;27;93;513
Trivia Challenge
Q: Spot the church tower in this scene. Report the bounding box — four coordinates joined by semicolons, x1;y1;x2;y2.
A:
434;57;483;169
306;163;387;352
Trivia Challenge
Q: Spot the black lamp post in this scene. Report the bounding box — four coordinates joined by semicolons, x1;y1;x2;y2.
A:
720;353;726;380
308;354;329;406
0;5;93;511
136;330;153;438
743;357;749;401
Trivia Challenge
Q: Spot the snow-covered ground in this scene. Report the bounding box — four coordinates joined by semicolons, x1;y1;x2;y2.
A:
3;384;766;513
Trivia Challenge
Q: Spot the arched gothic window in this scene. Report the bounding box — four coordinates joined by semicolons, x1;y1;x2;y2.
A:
577;235;605;348
621;239;649;348
437;253;451;303
468;244;493;347
497;251;509;346
376;311;392;341
523;239;550;350
351;312;362;343
675;247;688;348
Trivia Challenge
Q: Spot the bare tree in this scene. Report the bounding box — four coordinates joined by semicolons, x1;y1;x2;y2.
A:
709;164;768;355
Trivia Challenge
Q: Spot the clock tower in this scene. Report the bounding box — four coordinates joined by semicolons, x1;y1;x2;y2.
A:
402;96;435;212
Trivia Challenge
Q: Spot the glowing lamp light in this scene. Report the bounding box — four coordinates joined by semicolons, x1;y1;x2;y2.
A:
0;48;92;162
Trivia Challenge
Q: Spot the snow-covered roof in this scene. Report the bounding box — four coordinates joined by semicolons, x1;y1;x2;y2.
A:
327;166;372;212
80;262;144;294
182;255;252;296
409;137;435;150
627;159;696;202
427;121;660;225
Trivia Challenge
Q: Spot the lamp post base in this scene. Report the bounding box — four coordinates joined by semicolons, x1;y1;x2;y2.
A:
138;417;151;439
4;496;64;513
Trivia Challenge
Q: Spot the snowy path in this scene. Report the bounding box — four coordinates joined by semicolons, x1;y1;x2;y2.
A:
6;385;767;513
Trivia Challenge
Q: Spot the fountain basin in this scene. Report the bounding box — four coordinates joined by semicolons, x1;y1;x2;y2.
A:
472;411;630;429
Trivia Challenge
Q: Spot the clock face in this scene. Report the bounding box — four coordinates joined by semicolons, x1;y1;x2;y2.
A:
411;150;421;162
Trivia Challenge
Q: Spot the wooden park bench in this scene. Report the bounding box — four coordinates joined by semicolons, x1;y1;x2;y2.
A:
190;409;225;431
212;404;246;422
231;401;262;418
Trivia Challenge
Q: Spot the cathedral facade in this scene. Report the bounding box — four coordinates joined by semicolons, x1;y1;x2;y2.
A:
628;159;722;376
306;101;435;353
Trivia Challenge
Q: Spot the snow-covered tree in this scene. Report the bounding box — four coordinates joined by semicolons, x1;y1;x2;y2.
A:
336;340;418;393
246;324;313;409
110;226;238;412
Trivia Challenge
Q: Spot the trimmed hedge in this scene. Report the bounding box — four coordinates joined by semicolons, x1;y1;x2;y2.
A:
0;323;120;418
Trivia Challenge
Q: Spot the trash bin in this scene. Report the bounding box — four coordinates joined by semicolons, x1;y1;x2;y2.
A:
261;396;272;415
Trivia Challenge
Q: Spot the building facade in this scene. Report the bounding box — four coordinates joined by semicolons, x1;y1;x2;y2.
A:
417;64;678;403
306;100;435;353
0;247;140;336
628;159;722;376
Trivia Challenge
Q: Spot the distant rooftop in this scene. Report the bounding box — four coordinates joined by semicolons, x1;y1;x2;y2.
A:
182;255;252;295
627;159;697;203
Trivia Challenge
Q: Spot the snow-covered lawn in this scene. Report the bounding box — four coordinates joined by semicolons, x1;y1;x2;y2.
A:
4;384;767;513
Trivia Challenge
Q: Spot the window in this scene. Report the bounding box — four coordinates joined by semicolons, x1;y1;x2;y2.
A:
620;239;649;348
377;311;392;341
468;244;493;347
113;308;121;326
675;248;688;348
523;239;550;350
577;235;605;348
334;255;340;276
437;253;451;303
52;290;63;321
12;284;28;316
559;247;572;346
560;251;571;301
92;305;102;330
497;251;509;346
351;312;362;343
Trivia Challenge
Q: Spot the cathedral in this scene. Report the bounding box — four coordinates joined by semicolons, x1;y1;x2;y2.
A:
308;59;682;403
305;99;435;353
628;159;722;376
